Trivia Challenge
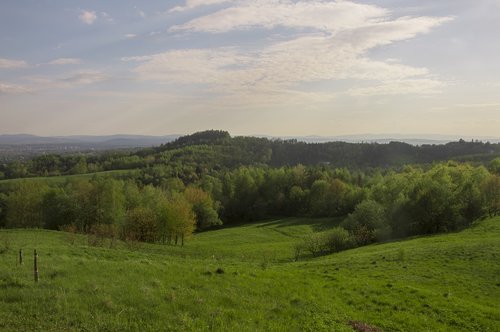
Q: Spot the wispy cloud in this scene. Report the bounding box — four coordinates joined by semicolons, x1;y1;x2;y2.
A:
124;34;137;39
0;82;32;95
61;70;108;85
79;10;97;25
170;0;232;13
100;12;114;23
48;58;82;65
346;79;446;96
170;0;389;33
123;48;251;87
437;102;500;110
0;58;29;69
454;102;500;108
27;70;108;90
127;1;451;99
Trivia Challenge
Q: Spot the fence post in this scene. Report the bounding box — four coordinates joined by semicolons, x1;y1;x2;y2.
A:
19;249;23;265
34;249;39;283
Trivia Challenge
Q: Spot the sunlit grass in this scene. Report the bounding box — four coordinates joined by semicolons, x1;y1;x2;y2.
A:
1;217;499;331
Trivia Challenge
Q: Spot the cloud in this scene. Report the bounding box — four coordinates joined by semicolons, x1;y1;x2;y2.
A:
79;10;97;24
454;102;500;109
346;79;446;96
170;0;389;33
0;82;32;95
124;34;137;39
128;22;449;95
100;12;114;23
60;70;108;85
28;70;108;90
125;0;452;101
48;58;82;65
0;58;29;69
170;0;232;13
123;48;251;86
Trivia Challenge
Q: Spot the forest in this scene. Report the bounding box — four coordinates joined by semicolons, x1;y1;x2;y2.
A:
1;130;499;180
1;131;499;254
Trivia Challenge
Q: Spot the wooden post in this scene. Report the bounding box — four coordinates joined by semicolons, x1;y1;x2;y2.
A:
19;249;23;265
34;249;39;283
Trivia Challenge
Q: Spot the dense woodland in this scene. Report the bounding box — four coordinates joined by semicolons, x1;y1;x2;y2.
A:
1;130;499;180
0;131;499;252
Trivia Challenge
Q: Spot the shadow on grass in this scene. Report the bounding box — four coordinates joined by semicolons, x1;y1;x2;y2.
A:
256;217;345;232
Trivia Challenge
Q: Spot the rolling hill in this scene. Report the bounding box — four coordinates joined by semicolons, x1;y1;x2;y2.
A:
1;216;498;331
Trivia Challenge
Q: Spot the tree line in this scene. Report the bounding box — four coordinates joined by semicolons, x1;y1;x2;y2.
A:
1;130;499;180
0;160;498;248
0;178;221;245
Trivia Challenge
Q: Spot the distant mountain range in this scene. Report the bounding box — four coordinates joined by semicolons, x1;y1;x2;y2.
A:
258;134;500;145
1;133;499;148
0;134;181;147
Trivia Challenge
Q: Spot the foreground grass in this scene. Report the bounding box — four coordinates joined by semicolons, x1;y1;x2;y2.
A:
0;217;499;331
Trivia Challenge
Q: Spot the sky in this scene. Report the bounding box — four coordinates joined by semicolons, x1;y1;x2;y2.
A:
1;0;499;137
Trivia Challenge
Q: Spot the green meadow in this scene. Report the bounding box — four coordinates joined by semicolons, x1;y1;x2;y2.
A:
1;217;499;331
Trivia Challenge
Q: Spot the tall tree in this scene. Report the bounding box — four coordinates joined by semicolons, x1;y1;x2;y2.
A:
6;181;48;228
164;195;196;246
482;175;500;217
184;187;222;230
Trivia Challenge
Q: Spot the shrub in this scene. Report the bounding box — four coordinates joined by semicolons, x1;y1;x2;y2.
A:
293;241;305;261
87;224;120;248
396;247;406;263
374;225;392;242
342;200;389;245
324;227;354;252
302;233;327;257
352;224;375;246
296;227;356;260
59;223;78;245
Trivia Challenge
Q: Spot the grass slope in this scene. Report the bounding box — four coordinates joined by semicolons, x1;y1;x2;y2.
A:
0;217;499;331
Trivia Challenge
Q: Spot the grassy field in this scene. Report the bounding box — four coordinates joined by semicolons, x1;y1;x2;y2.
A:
0;217;499;331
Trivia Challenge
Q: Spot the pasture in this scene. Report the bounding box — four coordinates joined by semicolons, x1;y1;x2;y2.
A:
1;217;499;331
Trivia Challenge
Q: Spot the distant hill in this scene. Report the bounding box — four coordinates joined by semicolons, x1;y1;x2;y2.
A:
1;130;500;166
259;134;500;145
143;130;500;171
0;134;182;161
0;134;180;147
2;133;499;147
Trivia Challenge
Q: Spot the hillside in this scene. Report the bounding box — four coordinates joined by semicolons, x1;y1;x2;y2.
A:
0;134;180;148
0;135;180;162
2;130;500;181
1;217;499;331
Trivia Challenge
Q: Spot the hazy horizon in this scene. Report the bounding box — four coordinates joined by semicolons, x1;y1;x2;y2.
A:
1;132;499;142
1;0;499;136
